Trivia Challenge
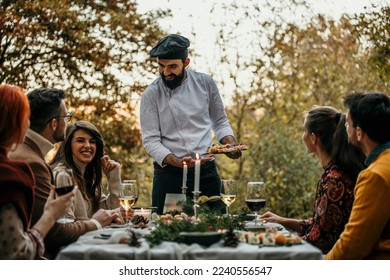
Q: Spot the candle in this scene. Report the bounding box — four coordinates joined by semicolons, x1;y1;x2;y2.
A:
182;161;187;188
134;207;152;221
194;153;200;193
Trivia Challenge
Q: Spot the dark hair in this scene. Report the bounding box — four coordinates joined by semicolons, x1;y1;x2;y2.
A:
49;121;105;212
305;106;365;180
306;106;341;156
343;92;390;144
27;88;66;133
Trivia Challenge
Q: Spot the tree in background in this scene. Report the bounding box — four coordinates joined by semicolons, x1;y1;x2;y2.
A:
1;0;388;214
0;0;169;204
206;1;388;218
354;6;389;90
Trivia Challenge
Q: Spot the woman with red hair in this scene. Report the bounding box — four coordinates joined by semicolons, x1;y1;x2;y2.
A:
0;84;75;259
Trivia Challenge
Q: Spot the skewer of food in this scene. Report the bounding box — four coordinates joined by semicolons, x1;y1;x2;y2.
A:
206;143;248;154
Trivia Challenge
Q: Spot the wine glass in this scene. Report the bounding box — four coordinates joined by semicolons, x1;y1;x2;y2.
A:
122;180;139;205
119;181;138;224
54;165;76;224
245;181;266;225
220;179;236;216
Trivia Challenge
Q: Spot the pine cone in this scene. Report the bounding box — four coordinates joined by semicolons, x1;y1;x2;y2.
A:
131;215;149;226
128;230;141;247
223;228;239;247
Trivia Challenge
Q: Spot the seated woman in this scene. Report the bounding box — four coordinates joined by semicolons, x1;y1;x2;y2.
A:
261;106;366;254
49;121;128;221
0;84;75;259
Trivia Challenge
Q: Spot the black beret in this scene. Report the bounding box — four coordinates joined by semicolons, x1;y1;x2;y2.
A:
150;34;190;59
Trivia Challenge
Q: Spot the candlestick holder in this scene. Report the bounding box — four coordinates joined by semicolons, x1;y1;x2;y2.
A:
181;185;187;195
192;191;201;224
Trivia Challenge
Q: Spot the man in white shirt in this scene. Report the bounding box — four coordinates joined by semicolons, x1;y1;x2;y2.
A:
140;34;242;214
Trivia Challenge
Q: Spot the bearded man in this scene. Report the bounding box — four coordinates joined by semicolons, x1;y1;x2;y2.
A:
140;34;241;214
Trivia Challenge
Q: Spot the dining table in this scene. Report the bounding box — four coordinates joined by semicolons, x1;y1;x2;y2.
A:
56;222;323;260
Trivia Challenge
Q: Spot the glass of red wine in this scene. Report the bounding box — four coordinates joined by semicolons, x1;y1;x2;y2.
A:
245;181;266;225
54;164;76;224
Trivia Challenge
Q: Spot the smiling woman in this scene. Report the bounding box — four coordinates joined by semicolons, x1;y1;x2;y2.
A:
49;121;124;222
71;129;97;164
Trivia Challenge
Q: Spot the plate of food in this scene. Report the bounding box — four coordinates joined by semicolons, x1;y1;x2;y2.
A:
239;231;303;246
107;223;127;229
245;222;284;232
206;143;248;154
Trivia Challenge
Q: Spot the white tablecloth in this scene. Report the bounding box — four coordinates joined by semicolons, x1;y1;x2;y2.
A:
56;227;323;260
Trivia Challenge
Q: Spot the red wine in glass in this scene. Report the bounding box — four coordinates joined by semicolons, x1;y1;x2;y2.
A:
55;185;75;196
246;182;266;225
245;199;266;212
54;164;76;223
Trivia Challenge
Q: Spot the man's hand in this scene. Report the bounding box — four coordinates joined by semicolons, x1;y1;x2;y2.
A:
219;135;243;160
225;150;242;159
163;153;214;168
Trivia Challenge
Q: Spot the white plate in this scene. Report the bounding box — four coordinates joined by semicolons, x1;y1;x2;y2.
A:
245;222;284;231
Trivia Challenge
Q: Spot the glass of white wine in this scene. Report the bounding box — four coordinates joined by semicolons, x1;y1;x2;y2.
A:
122;180;138;206
119;181;138;224
220;179;236;216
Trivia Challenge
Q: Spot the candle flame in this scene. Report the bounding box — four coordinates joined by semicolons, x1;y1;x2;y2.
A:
183;161;187;166
196;153;199;160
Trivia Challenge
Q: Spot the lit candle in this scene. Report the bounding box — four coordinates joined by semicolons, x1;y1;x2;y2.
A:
182;161;187;189
194;153;200;193
134;207;151;221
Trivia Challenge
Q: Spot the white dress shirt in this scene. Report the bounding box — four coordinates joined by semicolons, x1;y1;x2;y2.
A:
140;70;234;167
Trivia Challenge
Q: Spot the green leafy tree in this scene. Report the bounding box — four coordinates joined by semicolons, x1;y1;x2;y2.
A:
206;1;388;218
0;0;169;204
2;0;388;213
354;6;390;89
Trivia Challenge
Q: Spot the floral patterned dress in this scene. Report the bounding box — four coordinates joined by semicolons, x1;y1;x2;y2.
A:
300;161;355;253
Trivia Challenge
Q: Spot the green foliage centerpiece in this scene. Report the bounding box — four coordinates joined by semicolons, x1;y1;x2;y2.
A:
145;200;247;247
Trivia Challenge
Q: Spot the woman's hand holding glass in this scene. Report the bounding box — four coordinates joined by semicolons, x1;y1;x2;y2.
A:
44;186;76;224
54;165;77;224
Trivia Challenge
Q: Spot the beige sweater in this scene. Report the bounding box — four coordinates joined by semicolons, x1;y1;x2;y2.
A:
72;159;122;219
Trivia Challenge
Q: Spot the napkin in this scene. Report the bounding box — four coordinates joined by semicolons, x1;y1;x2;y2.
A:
86;230;129;245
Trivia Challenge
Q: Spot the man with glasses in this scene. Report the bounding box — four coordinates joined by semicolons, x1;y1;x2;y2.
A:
9;88;108;259
47;112;73;124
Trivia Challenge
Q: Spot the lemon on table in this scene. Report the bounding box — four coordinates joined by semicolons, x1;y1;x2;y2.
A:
198;195;209;204
208;195;220;201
